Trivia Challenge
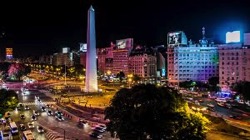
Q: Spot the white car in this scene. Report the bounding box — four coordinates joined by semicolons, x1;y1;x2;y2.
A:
33;110;40;116
27;122;35;128
31;115;37;121
47;110;53;116
37;126;44;133
92;126;106;133
55;115;64;121
94;124;106;130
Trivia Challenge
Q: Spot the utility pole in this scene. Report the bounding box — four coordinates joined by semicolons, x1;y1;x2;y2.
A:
64;61;67;85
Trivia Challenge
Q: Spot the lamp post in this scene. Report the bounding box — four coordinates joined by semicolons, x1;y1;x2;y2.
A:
64;61;67;85
128;74;133;88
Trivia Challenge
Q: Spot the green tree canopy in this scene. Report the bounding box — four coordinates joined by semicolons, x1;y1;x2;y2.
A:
0;89;19;116
105;84;210;140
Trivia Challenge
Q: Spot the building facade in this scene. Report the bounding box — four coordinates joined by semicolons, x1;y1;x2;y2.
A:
167;29;219;85
219;44;250;86
128;48;157;78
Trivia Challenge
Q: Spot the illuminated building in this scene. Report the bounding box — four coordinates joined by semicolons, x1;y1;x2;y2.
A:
219;32;250;87
112;38;133;75
128;46;157;78
85;5;98;92
167;28;219;85
6;48;13;60
52;53;75;67
97;43;114;73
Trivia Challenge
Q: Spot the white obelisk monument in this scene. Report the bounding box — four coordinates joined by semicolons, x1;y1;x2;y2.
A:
85;5;98;92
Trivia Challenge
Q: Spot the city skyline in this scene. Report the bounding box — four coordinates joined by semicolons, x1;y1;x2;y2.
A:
0;0;250;58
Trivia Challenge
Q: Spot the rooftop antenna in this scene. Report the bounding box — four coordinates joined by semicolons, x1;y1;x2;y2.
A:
202;27;205;39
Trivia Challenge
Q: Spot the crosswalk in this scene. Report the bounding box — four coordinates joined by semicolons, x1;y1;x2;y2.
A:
45;131;69;140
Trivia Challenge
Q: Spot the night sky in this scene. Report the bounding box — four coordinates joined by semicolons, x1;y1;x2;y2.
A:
0;0;249;58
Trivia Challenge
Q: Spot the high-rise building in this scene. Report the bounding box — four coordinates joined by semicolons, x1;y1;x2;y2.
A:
97;43;115;74
112;38;133;75
219;32;250;87
167;28;219;85
129;47;157;78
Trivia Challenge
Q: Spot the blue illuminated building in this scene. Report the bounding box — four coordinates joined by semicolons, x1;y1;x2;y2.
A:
167;28;219;85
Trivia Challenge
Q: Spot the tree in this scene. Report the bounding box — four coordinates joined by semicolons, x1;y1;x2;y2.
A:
105;84;210;140
208;77;220;92
8;63;26;80
0;89;19;115
0;62;11;80
231;81;250;102
208;77;219;87
116;71;125;82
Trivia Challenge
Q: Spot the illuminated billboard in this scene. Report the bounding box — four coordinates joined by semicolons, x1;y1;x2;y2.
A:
62;47;70;53
6;48;13;55
167;31;187;45
80;43;87;52
226;31;241;43
116;38;133;49
6;48;13;59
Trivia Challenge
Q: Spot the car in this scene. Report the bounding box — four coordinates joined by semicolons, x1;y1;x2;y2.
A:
93;127;106;133
5;112;11;117
31;115;37;121
97;124;106;130
0;118;6;125
55;111;63;116
17;103;24;110
27;122;35;128
24;105;30;110
0;130;12;140
33;110;40;116
47;110;53;116
20;124;27;131
46;104;51;108
41;106;46;112
19;103;24;108
55;115;64;121
89;132;103;139
20;114;25;119
37;126;44;133
77;119;88;128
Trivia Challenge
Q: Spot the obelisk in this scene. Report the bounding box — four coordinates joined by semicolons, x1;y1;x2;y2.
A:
85;5;98;92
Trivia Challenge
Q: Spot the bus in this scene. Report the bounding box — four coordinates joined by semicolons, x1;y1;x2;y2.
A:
9;122;18;134
22;130;35;140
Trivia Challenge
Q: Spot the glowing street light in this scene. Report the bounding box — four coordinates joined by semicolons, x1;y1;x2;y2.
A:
128;74;133;88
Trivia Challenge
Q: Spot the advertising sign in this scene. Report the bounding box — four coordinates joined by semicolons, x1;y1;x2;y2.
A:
116;38;133;49
226;31;241;43
62;47;70;53
6;48;13;55
80;43;87;52
168;32;182;45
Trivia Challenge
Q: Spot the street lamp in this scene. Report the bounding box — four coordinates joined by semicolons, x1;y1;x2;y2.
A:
64;61;67;85
128;74;133;88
